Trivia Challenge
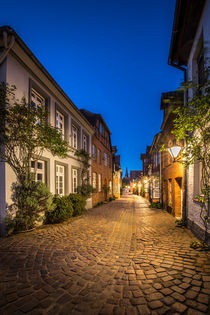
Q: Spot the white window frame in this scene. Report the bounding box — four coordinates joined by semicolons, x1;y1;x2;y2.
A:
31;88;45;124
56;165;65;196
92;172;97;190
56;110;65;140
72;125;78;149
72;168;78;193
31;160;45;183
98;174;102;192
83;134;88;151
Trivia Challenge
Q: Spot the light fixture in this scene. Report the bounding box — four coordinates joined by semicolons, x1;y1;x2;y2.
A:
168;145;182;160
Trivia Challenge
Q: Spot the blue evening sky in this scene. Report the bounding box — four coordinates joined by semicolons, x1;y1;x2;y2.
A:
0;0;184;175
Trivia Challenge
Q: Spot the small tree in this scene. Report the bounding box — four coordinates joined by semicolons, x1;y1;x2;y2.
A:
172;79;210;243
0;83;69;182
0;83;69;231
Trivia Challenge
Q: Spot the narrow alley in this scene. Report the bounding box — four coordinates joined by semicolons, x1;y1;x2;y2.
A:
0;194;209;314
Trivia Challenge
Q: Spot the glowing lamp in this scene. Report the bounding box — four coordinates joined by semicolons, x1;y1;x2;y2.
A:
168;146;182;160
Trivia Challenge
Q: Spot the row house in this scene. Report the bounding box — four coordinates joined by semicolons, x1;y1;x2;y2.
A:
168;0;210;242
80;109;113;205
148;133;161;203
140;147;151;198
140;91;184;217
158;91;184;218
112;147;122;199
0;26;95;233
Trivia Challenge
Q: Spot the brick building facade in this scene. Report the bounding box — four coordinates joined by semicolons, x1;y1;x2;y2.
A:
80;110;113;206
159;92;184;218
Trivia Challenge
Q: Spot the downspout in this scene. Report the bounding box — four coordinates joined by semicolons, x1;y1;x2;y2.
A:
0;30;15;65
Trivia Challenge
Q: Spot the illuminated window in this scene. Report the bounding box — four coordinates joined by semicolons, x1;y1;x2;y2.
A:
56;110;64;139
92;173;97;189
30;160;45;183
56;165;65;196
98;174;102;192
72;125;78;149
109;180;112;193
72;168;78;193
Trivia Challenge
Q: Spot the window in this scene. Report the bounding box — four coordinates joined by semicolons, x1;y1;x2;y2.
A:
92;173;97;189
31;160;45;183
83;134;88;151
98;174;102;192
56;165;65;196
31;89;45;124
109;155;111;168
72;169;78;193
56;110;65;139
104;153;107;166
72;125;78;149
194;161;202;198
97;149;101;164
109;180;112;194
92;144;96;161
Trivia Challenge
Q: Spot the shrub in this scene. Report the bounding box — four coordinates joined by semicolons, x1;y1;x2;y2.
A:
77;183;96;198
149;202;162;209
68;194;86;216
45;195;73;224
6;179;54;233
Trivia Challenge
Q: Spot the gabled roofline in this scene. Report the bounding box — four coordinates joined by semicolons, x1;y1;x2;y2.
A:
0;25;94;134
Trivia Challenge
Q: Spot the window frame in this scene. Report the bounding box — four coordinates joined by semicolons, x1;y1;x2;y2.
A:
56;164;65;196
98;174;102;192
92;144;96;161
92;172;97;190
72;168;78;193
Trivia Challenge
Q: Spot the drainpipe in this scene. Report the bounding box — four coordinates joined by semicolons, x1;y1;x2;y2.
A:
0;30;15;65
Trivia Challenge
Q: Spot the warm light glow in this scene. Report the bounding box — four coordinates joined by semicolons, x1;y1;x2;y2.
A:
133;183;136;187
168;146;182;159
144;179;148;184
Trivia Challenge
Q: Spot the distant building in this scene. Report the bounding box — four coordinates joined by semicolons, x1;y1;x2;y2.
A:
140;146;151;176
112;149;122;199
130;170;143;181
80;109;113;206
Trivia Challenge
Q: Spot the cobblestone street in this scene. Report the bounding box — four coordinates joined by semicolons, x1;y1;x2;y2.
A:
0;194;210;315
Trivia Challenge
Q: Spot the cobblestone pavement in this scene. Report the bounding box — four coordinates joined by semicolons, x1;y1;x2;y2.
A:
0;194;210;315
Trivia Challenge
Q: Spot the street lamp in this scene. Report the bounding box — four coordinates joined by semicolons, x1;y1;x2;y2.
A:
168;145;182;161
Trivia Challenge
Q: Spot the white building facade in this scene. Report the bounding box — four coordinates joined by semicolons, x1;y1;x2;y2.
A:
169;0;210;243
0;26;94;234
